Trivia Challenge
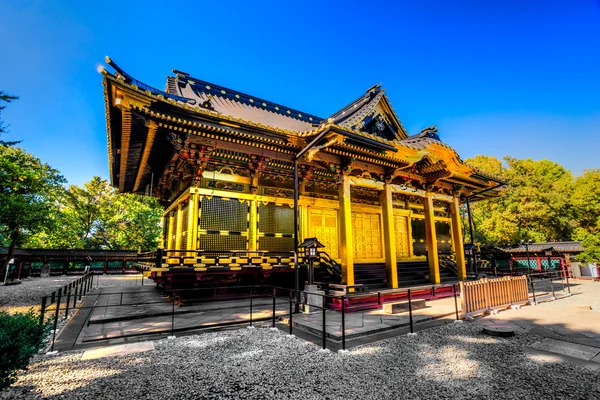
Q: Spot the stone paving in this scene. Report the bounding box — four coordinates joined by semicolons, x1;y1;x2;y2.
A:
283;296;460;340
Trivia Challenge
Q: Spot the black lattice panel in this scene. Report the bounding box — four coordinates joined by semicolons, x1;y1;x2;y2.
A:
258;203;294;234
197;234;247;251
258;236;294;252
199;197;248;233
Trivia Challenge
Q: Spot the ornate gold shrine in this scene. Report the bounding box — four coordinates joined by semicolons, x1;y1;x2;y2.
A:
100;57;503;287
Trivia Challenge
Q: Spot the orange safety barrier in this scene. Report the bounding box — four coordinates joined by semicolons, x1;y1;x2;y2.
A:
459;276;529;317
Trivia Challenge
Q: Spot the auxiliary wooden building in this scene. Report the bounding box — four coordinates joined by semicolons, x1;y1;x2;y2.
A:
100;57;502;289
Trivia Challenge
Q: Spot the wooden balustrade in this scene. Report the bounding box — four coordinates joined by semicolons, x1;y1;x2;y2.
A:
460;276;529;317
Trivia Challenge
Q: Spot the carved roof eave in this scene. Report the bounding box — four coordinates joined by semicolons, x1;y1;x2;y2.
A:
102;72;329;139
102;71;503;198
102;75;114;185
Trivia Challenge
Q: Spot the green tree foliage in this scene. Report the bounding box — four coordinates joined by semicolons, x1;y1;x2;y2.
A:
571;170;600;263
465;156;574;246
0;309;49;389
0;91;19;146
0;145;66;272
25;177;163;251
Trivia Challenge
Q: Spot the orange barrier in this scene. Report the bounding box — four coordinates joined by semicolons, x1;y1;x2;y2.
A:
460;276;529;317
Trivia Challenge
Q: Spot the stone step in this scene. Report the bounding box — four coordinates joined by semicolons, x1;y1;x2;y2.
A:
382;299;427;314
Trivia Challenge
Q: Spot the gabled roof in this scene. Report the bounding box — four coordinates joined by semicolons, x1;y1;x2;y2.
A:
326;84;409;141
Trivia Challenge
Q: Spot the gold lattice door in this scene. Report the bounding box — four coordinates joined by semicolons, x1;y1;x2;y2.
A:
351;212;382;260
308;208;339;258
394;215;410;258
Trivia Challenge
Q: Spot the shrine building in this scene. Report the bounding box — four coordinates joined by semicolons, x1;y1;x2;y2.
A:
100;57;503;289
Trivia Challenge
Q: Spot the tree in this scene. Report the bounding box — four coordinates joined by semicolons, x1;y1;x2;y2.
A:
0;91;19;146
25;177;163;251
464;155;574;246
571;170;600;264
0;145;66;273
571;169;600;232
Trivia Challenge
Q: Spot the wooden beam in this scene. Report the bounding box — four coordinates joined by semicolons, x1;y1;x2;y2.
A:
133;120;158;192
118;109;132;192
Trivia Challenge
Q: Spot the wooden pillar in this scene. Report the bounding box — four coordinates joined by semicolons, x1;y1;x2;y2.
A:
450;197;467;280
190;193;199;250
381;183;398;288
174;204;183;250
338;175;354;286
424;193;440;284
248;200;258;251
407;214;414;258
186;195;196;251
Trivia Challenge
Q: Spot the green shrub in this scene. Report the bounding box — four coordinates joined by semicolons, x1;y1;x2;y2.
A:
0;309;49;389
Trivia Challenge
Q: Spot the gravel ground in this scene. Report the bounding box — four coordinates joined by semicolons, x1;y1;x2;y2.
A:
0;274;145;315
0;277;79;314
2;322;599;400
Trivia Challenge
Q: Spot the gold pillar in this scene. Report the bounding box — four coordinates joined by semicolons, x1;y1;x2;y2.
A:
248;200;258;250
338;175;354;286
450;197;467;280
407;214;414;258
175;204;183;250
187;195;197;251
381;184;398;288
300;205;309;243
248;177;259;251
424;193;440;284
190;193;199;251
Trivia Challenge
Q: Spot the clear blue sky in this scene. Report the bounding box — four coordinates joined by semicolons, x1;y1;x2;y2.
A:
1;0;599;185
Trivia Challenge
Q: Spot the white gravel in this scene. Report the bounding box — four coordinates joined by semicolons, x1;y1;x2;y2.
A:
0;277;79;313
2;323;599;399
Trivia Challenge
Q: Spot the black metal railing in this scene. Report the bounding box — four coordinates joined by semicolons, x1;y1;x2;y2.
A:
41;281;464;353
39;272;94;352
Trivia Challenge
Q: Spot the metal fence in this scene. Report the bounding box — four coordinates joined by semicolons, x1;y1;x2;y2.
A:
39;272;94;352
42;282;463;353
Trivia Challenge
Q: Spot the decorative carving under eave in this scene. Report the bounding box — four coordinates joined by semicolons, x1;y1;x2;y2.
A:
351;186;380;199
248;155;269;178
263;187;294;198
206;180;245;192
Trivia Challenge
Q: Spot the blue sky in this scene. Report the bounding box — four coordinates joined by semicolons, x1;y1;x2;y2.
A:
1;0;599;185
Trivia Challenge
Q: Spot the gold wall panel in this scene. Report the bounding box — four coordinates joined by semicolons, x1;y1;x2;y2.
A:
308;208;339;258
394;215;410;258
351;212;382;260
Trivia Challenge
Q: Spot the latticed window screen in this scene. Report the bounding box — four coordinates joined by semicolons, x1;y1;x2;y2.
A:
258;203;294;252
352;212;382;259
435;221;452;253
198;197;248;232
197;197;248;250
169;211;178;250
179;202;189;250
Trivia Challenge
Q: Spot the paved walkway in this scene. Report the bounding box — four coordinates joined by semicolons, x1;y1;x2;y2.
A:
474;280;600;370
284;296;460;340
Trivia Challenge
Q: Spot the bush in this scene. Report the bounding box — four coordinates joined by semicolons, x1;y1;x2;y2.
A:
0;309;49;389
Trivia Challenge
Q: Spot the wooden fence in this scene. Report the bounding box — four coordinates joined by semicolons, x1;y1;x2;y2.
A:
460;276;529;317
